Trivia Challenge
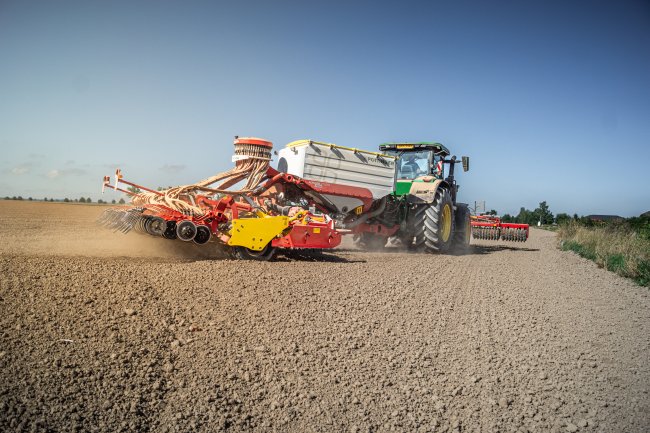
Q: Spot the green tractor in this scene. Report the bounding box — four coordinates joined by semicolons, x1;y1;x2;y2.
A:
355;142;471;253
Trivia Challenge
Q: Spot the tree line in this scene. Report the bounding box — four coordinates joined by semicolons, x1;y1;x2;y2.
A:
500;201;560;225
3;196;126;204
495;200;590;226
493;200;647;229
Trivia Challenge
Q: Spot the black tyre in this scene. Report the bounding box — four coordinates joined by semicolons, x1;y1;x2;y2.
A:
163;221;177;239
193;225;211;245
453;203;471;251
412;188;454;253
148;217;167;236
176;220;197;242
231;244;276;261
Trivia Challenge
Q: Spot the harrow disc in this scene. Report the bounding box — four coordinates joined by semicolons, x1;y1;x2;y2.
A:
518;228;526;242
147;217;167;236
497;226;528;242
473;226;501;241
470;215;529;243
176;220;198;242
136;216;150;234
193;225;211;245
163;221;177;239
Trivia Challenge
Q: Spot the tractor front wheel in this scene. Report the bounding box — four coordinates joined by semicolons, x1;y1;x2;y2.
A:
412;188;454;253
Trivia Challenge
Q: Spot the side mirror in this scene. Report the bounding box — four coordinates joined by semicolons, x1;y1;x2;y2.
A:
462;156;470;172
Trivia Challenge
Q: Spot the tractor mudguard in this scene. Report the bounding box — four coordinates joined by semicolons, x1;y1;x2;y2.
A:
406;179;450;204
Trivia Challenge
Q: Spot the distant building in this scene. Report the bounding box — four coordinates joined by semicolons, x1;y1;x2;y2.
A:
586;214;624;222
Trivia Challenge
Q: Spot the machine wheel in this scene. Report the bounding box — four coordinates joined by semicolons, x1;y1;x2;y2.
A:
231;244;276;261
353;232;388;250
147;217;167;236
193;225;211;245
176;220;197;242
163;221;177;239
452;204;471;251
412;187;454;253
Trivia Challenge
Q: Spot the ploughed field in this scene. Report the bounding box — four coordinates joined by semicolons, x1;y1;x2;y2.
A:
1;201;648;432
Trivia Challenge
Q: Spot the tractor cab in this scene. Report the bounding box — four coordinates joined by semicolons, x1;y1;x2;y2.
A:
379;142;452;195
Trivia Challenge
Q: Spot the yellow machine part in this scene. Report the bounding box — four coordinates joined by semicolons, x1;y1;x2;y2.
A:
228;216;291;251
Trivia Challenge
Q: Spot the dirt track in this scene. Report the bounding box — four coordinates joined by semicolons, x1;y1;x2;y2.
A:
1;201;648;432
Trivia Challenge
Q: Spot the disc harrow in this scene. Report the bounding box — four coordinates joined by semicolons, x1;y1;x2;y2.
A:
470;215;529;242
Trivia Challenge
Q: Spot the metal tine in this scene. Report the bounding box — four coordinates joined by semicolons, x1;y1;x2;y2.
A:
100;210;116;227
134;216;145;233
121;216;134;233
111;213;125;231
112;211;130;232
117;213;129;233
124;212;140;233
98;209;114;225
119;211;134;233
97;206;151;235
138;215;151;234
125;209;145;233
97;208;129;232
110;210;124;224
111;214;124;230
110;211;123;226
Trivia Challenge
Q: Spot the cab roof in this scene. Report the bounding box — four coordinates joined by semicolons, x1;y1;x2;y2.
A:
379;142;450;156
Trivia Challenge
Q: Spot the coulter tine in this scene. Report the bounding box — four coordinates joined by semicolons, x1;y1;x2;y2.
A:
113;213;127;231
97;207;146;234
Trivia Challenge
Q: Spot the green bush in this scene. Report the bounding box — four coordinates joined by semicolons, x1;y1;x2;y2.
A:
606;254;626;273
637;261;650;287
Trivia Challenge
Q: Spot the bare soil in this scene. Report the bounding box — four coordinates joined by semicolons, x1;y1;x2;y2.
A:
1;200;648;432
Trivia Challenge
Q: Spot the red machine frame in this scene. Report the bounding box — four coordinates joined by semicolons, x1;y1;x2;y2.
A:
470;215;529;242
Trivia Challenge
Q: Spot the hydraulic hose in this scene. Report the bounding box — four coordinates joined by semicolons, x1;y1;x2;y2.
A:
344;197;388;229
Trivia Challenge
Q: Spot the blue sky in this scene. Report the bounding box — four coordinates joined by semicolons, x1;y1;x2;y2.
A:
1;0;648;216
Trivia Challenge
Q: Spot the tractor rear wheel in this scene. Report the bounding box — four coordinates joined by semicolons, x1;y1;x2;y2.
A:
453;203;471;251
412;188;455;253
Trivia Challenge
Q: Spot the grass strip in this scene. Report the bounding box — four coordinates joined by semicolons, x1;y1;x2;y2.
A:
558;222;649;288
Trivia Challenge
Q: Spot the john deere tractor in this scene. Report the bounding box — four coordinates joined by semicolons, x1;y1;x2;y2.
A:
354;142;471;253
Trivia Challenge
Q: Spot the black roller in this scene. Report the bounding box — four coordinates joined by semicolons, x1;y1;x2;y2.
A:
147;217;167;236
163;221;177;239
135;216;149;234
176;220;197;242
193;225;211;245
